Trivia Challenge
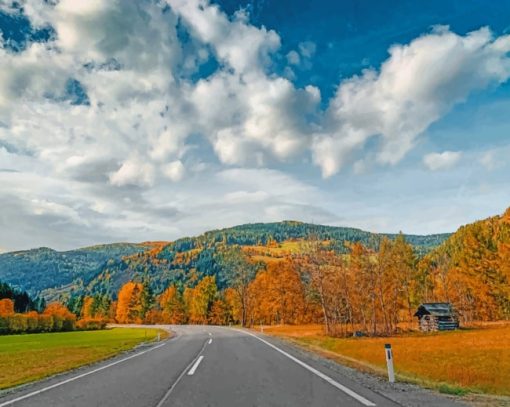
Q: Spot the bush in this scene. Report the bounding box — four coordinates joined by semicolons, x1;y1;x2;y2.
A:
76;318;107;331
38;314;54;332
0;317;8;334
8;314;28;333
0;312;76;335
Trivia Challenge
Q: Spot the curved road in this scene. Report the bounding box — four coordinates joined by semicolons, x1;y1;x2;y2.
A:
0;326;462;407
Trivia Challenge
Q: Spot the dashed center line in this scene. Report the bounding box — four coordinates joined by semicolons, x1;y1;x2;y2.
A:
187;356;204;376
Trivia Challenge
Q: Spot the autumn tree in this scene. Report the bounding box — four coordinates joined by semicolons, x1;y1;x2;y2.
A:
116;282;144;324
186;276;217;324
0;298;15;316
81;296;94;319
220;247;258;327
44;302;75;318
44;302;76;331
249;260;305;325
296;237;355;335
159;285;186;324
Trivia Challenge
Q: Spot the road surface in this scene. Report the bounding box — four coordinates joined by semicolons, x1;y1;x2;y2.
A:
0;326;463;407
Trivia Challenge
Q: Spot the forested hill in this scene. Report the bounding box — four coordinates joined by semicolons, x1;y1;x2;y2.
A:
189;221;448;251
0;243;150;297
0;221;450;301
422;207;510;320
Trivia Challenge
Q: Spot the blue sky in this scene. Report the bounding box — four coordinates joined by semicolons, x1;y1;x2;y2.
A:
0;0;509;251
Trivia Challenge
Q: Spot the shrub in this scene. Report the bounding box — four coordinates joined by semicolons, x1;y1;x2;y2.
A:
0;312;76;335
76;318;107;331
7;314;28;333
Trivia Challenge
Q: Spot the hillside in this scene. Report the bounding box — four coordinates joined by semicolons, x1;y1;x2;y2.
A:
0;221;449;301
69;221;449;300
0;243;151;298
422;207;510;320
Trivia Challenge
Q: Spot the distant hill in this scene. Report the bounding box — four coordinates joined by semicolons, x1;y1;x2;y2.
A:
0;221;449;301
0;243;151;298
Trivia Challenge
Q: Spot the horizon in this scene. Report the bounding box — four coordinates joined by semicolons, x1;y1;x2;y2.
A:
0;214;481;253
1;0;510;251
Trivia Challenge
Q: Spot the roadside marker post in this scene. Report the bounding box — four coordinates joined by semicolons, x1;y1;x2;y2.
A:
385;344;395;383
157;333;160;342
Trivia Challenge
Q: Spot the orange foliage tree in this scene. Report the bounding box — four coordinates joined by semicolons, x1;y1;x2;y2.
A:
159;285;186;324
115;282;144;324
0;298;15;316
249;260;305;325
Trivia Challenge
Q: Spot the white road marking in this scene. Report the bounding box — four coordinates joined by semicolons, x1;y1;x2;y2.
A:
208;332;212;336
236;329;376;407
0;342;167;407
155;337;211;407
208;338;212;344
187;355;204;376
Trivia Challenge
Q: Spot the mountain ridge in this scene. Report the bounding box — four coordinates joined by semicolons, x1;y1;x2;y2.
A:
0;220;450;301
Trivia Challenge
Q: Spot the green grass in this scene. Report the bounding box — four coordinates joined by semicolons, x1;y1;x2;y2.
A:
0;328;167;389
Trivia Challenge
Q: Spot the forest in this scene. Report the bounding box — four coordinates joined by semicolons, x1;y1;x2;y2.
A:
67;207;510;336
1;209;508;337
0;221;449;302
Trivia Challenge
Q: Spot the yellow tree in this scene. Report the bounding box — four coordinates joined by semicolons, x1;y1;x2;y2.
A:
159;285;186;324
187;276;217;324
219;247;258;327
81;296;94;319
115;282;144;323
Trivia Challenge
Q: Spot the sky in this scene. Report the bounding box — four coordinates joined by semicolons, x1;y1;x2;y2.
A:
0;0;510;251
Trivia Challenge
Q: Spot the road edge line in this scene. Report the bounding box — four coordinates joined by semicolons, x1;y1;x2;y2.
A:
235;329;376;407
0;342;167;407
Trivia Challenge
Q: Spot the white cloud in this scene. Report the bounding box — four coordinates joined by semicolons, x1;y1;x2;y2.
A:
286;50;300;65
312;26;510;177
423;151;462;171
0;0;509;250
479;149;504;171
162;160;185;182
167;0;280;74
109;156;155;187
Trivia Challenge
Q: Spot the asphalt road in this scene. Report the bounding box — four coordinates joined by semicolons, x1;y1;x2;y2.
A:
0;326;463;407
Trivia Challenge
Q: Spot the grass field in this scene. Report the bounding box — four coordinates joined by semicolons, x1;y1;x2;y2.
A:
0;328;167;389
264;324;510;396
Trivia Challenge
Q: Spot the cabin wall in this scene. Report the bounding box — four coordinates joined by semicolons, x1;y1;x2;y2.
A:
418;315;459;332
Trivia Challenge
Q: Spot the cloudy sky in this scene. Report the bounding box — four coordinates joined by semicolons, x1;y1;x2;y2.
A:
0;0;509;251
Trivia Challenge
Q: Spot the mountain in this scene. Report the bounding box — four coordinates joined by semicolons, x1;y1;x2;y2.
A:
0;243;151;298
0;221;450;301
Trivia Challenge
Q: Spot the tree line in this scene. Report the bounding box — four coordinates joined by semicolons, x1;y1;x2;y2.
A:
101;215;510;336
0;281;105;334
4;207;507;337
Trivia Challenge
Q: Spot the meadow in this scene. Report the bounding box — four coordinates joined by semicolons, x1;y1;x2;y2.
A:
0;328;167;389
264;323;510;396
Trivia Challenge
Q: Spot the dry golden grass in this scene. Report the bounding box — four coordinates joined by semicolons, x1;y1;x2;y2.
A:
264;323;510;396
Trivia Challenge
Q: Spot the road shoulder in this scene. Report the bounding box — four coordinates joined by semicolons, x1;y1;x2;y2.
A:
249;329;468;407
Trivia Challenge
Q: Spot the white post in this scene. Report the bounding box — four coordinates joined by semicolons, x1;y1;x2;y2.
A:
157;333;160;342
385;344;395;383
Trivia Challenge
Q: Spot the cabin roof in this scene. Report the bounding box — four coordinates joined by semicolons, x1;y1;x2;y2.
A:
414;302;454;317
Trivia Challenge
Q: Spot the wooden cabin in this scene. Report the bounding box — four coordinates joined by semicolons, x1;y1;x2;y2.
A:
414;303;459;332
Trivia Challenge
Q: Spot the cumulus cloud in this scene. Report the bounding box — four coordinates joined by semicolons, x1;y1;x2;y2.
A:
313;26;510;176
109;156;155;187
423;151;462;171
162;160;185;182
1;0;510;249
